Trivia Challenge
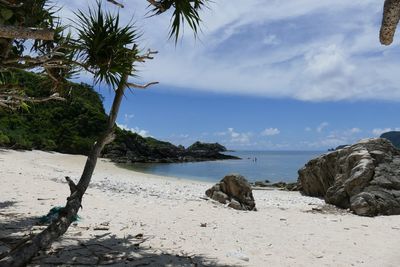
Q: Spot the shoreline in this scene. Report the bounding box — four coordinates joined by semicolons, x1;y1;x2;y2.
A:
1;149;400;266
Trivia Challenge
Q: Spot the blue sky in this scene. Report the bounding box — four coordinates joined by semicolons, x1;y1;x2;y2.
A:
61;0;400;150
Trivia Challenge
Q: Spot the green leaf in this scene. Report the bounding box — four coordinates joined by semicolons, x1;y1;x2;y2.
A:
20;102;30;112
1;8;14;21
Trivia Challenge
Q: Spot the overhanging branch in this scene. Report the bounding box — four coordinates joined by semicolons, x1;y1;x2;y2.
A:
0;93;66;110
147;0;166;13
380;0;400;45
0;26;54;40
106;0;124;8
126;81;159;89
137;49;158;62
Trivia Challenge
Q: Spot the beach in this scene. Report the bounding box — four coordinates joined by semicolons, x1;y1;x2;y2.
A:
0;149;399;266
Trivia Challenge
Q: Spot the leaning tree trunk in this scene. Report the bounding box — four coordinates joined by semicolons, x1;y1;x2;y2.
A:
0;72;130;267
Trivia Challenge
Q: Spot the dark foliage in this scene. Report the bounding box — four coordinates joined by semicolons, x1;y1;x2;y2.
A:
0;70;108;154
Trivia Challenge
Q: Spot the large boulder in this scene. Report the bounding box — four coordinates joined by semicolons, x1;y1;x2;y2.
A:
206;174;256;211
298;138;400;216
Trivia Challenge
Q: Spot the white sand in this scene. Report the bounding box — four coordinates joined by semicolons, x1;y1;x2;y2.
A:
0;149;399;266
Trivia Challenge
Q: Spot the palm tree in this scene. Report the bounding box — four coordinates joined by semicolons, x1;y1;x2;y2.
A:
0;4;157;266
0;1;209;265
0;0;208;109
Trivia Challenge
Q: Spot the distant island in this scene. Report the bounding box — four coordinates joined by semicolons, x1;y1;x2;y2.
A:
0;71;238;163
103;133;239;163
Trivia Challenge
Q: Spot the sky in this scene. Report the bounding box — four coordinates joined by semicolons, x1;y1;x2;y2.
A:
59;0;400;150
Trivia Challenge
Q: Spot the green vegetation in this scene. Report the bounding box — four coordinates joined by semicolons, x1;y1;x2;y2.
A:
0;70;108;154
0;71;236;163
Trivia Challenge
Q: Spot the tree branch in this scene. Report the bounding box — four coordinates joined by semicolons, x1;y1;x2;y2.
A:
147;0;166;13
106;0;124;8
0;84;23;91
0;93;65;105
136;49;158;62
0;26;54;40
126;81;159;89
65;176;78;195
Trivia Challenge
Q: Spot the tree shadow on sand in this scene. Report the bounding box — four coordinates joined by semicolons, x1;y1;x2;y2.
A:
0;201;45;258
0;204;240;267
28;232;240;267
0;201;18;210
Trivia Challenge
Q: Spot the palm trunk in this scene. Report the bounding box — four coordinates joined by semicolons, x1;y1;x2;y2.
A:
0;72;129;267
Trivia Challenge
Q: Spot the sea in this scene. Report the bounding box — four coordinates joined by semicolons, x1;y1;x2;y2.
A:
120;150;324;183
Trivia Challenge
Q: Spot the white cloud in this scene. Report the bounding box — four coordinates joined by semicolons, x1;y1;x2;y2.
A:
372;127;400;136
316;122;329;133
57;1;400;102
347;128;362;135
217;128;252;144
117;123;150;137
124;113;135;121
261;128;280;136
262;34;280;46
305;127;312;132
304;135;351;149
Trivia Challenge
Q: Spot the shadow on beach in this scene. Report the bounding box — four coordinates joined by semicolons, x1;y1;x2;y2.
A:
0;201;42;258
0;202;237;267
29;233;237;267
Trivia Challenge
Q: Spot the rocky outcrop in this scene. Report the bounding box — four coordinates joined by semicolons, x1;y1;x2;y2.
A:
102;129;239;163
205;174;256;211
298;138;400;216
187;141;227;153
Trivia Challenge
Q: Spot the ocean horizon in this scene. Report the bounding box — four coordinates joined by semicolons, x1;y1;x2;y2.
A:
120;150;324;183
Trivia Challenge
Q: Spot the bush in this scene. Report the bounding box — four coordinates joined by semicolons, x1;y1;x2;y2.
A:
10;135;32;150
0;132;10;146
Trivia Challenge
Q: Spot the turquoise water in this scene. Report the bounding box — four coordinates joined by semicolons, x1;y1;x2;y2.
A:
121;150;323;183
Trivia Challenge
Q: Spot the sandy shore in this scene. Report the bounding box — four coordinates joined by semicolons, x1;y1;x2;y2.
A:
0;149;399;266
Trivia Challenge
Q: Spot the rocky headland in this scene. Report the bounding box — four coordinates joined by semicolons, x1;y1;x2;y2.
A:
102;131;239;163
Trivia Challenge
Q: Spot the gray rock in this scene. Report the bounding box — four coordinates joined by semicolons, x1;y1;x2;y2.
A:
228;199;242;210
205;174;256;211
298;138;400;216
211;191;229;204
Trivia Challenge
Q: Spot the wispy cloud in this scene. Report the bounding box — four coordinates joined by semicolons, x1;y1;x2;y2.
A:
261;128;280;136
216;128;252;144
124;113;135;121
346;127;362;135
372;127;400;136
117;123;150;137
316;122;329;133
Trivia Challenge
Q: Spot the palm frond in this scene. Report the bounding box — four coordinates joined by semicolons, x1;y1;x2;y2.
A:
74;2;139;88
148;0;208;43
